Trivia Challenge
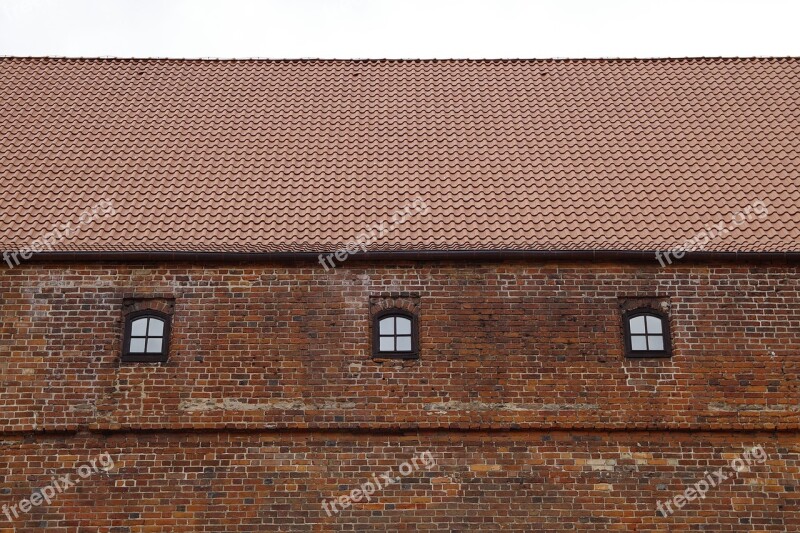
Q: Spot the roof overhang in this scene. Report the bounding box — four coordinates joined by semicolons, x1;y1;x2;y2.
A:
18;249;800;265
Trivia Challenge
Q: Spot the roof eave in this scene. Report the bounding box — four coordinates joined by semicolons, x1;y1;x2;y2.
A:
17;249;800;265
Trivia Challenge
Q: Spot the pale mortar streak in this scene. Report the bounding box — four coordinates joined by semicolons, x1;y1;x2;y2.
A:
708;402;800;412
180;398;357;413
423;401;599;413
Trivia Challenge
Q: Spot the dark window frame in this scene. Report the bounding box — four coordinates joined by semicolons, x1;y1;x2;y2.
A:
372;308;419;359
622;307;672;358
121;309;172;363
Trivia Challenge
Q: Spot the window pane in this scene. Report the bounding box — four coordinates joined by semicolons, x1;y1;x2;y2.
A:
148;318;164;337
379;317;394;335
630;335;647;351
379;337;394;352
131;318;148;337
396;317;411;335
129;337;146;353
146;338;163;353
396;336;412;351
646;315;663;334
648;335;664;351
629;315;645;334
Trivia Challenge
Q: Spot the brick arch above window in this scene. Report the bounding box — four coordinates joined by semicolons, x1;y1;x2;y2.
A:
369;295;420;316
122;296;175;316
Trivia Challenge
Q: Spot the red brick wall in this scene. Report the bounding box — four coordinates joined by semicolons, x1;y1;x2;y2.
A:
0;260;798;530
0;431;797;532
0;261;797;431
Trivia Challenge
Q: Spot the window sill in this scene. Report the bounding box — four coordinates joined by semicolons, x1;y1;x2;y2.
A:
625;351;672;359
120;354;169;363
371;352;419;360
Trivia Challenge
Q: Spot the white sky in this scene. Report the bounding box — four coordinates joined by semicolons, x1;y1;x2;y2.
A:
0;0;798;59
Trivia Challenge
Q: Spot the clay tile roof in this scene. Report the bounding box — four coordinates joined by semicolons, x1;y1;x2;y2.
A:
0;57;798;255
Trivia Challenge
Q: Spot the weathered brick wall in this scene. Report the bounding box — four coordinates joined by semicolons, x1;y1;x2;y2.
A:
1;259;798;530
0;260;798;432
0;431;797;532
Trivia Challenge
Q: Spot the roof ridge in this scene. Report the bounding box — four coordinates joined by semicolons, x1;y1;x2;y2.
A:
1;56;799;63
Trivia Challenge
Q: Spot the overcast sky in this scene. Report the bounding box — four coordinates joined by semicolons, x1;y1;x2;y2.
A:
0;0;798;59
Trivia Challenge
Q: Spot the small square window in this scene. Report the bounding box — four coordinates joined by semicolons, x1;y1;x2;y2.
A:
372;309;419;359
122;310;171;363
623;308;672;358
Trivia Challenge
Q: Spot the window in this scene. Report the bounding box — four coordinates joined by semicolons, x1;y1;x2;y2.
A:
623;308;671;358
372;309;418;359
122;310;171;362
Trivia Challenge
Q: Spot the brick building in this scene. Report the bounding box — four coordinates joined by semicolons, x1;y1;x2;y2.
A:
0;57;799;531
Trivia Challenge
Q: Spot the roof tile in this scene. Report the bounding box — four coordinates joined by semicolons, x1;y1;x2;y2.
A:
0;57;797;254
